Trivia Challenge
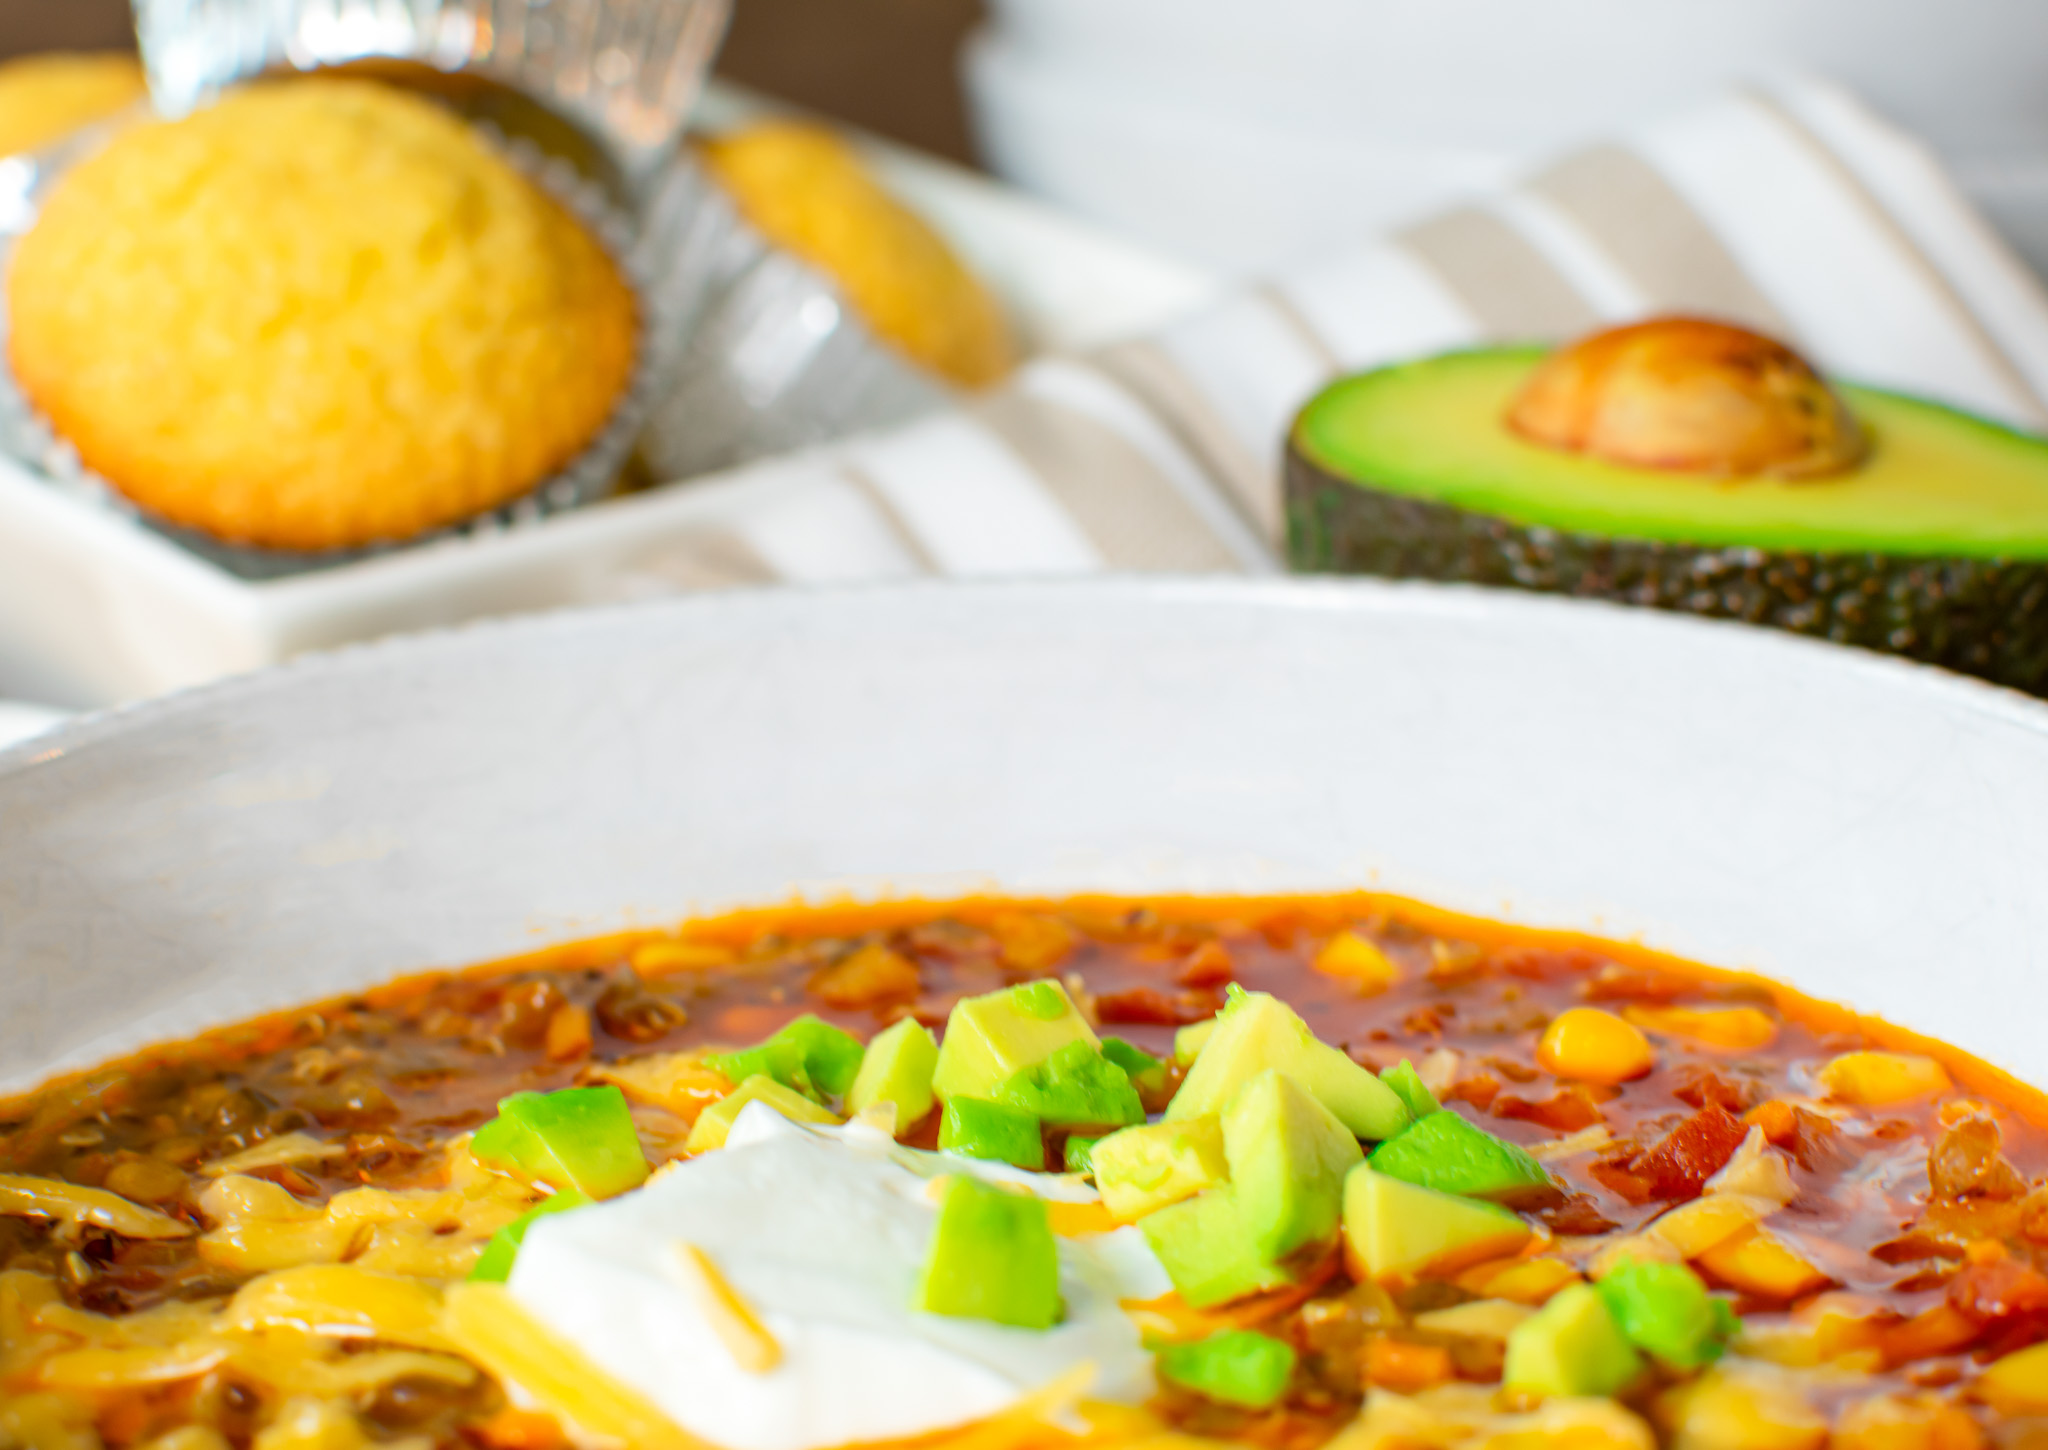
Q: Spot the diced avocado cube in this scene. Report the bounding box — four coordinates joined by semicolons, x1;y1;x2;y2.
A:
1369;1108;1552;1205
468;1188;592;1283
846;1018;939;1129
686;1075;841;1153
1341;1164;1532;1283
1092;1117;1228;1222
1224;1069;1363;1261
1140;1187;1298;1308
768;1015;867;1097
1504;1283;1644;1398
470;1100;540;1166
1166;988;1409;1141
1174;1017;1218;1067
710;1036;815;1101
913;1174;1061;1330
1101;1037;1169;1098
933;980;1100;1102
471;1086;649;1199
1155;1329;1298;1409
713;1015;867;1102
1063;1135;1102;1175
1379;1060;1440;1121
993;1041;1144;1130
1595;1261;1740;1371
938;1096;1045;1170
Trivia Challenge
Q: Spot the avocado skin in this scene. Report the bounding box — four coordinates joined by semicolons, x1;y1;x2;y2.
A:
1286;445;2048;696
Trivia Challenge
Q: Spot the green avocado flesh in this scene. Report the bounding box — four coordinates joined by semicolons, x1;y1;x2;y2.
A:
1292;348;2048;556
1368;1107;1550;1205
915;1175;1061;1329
1288;348;2048;694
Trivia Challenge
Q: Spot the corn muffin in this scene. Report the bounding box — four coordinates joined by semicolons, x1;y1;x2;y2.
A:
7;78;638;552
0;52;145;158
701;121;1015;388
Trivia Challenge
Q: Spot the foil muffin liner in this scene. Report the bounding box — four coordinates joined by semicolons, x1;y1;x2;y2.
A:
631;156;948;484
133;0;731;196
0;118;660;580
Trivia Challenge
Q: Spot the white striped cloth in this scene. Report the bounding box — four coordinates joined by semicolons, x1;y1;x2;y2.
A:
589;78;2048;594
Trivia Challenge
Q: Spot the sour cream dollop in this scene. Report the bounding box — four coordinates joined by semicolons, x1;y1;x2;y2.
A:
510;1104;1166;1450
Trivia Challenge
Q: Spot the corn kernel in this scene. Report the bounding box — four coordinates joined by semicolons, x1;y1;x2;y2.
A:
1463;1255;1582;1306
1314;931;1400;992
1660;1365;1827;1450
1979;1338;2048;1415
1622;1005;1778;1053
1693;1227;1831;1302
543;1004;593;1062
1832;1393;1985;1450
1537;1008;1654;1084
1364;1337;1454;1392
808;944;921;1011
990;913;1078;972
1411;1298;1534;1343
1815;1052;1950;1107
1641;1194;1777;1259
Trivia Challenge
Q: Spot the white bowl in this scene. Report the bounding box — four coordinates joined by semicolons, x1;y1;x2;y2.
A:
5;578;2048;1101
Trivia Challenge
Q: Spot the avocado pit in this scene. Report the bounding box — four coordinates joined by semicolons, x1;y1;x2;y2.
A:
1505;317;1868;480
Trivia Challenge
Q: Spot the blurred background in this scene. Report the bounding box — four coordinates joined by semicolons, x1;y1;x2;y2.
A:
0;0;989;161
20;0;2048;280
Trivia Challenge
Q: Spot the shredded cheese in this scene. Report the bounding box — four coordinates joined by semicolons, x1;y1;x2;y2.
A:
666;1241;783;1374
201;1132;347;1178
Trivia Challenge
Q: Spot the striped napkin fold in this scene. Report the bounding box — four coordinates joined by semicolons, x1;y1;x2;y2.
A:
550;75;2048;599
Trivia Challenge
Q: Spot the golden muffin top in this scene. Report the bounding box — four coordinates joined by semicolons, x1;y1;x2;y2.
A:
7;77;638;552
701;121;1015;389
0;52;146;158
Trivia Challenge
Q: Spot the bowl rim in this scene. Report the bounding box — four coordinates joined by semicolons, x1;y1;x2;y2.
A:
10;574;2047;778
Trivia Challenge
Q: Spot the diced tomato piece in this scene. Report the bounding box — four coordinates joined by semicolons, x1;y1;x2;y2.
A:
1929;1116;2029;1201
1949;1254;2048;1337
1094;986;1218;1026
1538;1194;1621;1236
1176;941;1236;987
1493;1084;1611;1132
1744;1099;1851;1173
1591;1105;1747;1205
1580;964;1690;1003
1496;947;1608;983
1444;1073;1501;1112
1672;1063;1765;1114
1879;1304;1983;1368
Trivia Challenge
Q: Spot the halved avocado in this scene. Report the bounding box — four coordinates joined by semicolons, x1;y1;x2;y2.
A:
1286;327;2048;694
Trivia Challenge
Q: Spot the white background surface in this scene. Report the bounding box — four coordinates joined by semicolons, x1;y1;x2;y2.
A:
968;0;2048;275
